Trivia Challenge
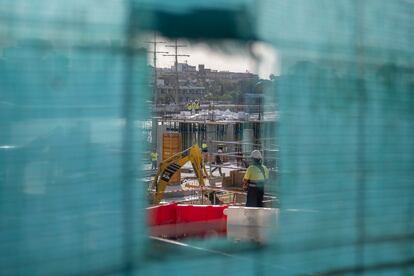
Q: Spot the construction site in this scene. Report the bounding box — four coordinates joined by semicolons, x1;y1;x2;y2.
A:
148;109;278;203
146;112;278;241
3;1;414;274
145;37;279;242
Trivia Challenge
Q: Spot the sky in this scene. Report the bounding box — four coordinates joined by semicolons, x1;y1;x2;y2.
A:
145;36;279;79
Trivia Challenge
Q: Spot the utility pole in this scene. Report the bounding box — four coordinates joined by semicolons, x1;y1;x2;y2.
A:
146;33;168;153
146;33;168;106
164;39;190;106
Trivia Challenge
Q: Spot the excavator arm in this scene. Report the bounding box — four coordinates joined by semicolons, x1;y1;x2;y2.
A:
153;144;209;204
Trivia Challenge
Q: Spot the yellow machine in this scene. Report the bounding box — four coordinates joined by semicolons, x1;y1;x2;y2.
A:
152;144;209;204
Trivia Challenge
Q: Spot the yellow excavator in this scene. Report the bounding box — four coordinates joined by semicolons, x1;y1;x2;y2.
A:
152;144;210;204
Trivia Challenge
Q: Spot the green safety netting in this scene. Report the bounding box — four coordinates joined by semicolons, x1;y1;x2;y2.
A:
1;0;414;275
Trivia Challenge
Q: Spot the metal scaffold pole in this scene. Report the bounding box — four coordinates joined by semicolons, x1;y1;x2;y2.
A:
146;33;168;151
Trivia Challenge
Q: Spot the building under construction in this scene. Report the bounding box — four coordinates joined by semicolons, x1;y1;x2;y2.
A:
148;103;278;208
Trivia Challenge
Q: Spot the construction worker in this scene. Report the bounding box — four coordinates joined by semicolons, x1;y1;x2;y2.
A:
201;141;208;153
187;101;193;111
211;149;223;176
194;100;200;113
243;150;269;207
151;150;158;170
201;141;208;163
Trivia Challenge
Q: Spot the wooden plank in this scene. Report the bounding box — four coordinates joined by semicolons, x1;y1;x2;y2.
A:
162;132;182;184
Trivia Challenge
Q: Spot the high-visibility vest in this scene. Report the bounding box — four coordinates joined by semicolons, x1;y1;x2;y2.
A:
243;165;269;186
151;152;158;161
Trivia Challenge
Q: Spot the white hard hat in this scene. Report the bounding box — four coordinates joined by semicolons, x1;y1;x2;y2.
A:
218;149;223;153
251;150;262;159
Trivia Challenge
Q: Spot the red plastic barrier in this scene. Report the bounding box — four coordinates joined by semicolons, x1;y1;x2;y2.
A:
147;204;228;239
147;203;177;226
175;205;227;238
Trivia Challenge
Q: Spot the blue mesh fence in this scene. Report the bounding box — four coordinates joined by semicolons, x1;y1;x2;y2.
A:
1;0;414;275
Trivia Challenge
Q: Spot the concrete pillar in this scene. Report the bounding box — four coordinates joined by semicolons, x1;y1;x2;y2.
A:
157;124;167;161
242;127;254;155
